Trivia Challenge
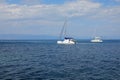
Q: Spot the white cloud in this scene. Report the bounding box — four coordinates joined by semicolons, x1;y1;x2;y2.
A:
0;0;119;21
0;4;53;20
0;0;102;21
59;0;101;17
91;6;120;21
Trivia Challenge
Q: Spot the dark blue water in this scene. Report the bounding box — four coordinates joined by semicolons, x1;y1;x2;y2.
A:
0;40;120;80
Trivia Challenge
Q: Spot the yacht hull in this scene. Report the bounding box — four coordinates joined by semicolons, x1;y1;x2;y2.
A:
91;40;103;43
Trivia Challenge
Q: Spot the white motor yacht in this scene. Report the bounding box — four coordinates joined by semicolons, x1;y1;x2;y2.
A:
91;37;103;43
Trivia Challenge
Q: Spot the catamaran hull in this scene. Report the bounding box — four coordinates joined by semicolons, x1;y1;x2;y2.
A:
57;41;75;44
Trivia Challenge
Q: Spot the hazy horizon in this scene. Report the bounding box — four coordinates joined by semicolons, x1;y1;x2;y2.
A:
0;34;120;40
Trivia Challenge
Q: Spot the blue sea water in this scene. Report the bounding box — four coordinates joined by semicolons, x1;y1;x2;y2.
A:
0;40;120;80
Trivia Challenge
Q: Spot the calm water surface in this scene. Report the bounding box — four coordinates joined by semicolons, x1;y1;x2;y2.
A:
0;40;120;80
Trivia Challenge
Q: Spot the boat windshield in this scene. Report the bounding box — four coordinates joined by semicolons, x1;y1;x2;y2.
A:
65;37;73;39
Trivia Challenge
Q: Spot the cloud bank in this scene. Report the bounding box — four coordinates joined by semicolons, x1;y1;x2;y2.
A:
0;0;119;20
0;0;120;39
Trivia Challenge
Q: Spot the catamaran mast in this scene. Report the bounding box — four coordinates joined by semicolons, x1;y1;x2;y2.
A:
59;18;68;39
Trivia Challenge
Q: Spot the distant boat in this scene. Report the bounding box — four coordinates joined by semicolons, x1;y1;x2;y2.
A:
91;36;103;43
57;19;76;44
91;28;103;43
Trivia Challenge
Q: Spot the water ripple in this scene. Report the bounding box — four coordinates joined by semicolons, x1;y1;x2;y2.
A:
0;41;120;80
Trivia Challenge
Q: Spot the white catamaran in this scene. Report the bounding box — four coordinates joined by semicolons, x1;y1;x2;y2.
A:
57;19;76;44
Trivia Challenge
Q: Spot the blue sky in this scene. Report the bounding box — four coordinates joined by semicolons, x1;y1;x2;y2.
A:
0;0;120;39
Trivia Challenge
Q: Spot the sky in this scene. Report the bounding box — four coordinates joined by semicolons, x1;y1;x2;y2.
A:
0;0;120;39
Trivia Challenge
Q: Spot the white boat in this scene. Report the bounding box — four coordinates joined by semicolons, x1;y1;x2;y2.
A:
57;37;76;44
91;37;103;43
57;19;76;44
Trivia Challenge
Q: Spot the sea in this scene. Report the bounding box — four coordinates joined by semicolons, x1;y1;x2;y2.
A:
0;40;120;80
